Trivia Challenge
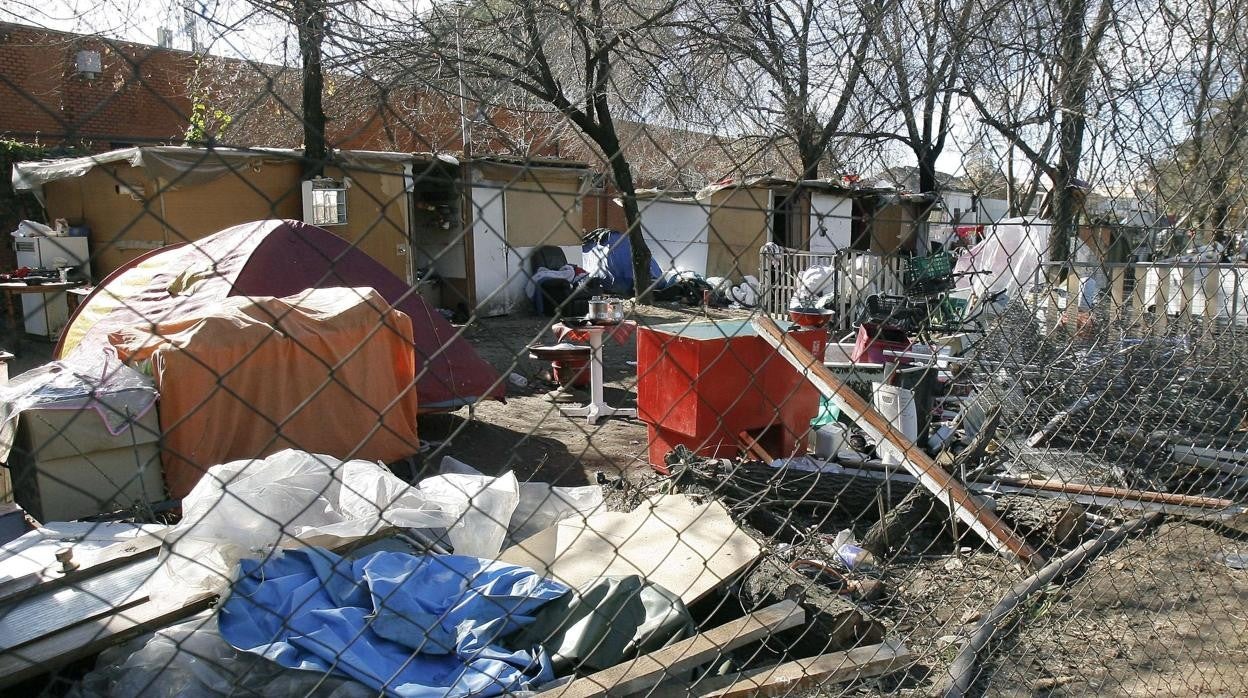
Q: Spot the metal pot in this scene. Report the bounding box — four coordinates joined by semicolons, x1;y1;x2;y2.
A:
587;297;626;324
587;297;610;322
603;298;626;323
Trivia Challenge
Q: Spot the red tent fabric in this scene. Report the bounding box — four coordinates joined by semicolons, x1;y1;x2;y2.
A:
58;219;503;410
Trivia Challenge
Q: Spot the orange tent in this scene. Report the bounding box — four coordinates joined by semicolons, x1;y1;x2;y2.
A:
110;287;420;499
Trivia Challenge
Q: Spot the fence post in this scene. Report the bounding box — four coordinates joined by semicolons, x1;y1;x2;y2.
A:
1109;264;1126;323
1131;263;1148;329
1155;265;1171;336
1202;264;1222;327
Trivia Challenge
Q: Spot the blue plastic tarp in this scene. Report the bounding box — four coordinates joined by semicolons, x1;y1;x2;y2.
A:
218;548;569;698
582;229;663;295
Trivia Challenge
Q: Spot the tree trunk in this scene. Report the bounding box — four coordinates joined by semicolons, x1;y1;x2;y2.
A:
1205;87;1248;242
913;149;940;254
295;0;328;180
599;129;654;301
1050;0;1102;262
995;495;1087;547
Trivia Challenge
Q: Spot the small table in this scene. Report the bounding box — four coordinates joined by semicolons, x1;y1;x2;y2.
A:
552;320;638;425
0;281;87;343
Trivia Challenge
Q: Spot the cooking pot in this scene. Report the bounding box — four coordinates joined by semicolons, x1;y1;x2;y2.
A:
587;297;626;324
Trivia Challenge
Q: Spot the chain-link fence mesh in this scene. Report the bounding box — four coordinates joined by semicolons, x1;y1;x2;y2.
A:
1;1;1248;696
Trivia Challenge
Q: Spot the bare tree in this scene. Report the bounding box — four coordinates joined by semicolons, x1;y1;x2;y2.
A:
362;0;683;298
676;0;888;180
864;0;1001;197
961;0;1117;260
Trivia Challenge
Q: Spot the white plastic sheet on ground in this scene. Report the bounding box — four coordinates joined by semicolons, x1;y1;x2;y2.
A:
70;612;374;698
144;449;460;610
434;456;604;551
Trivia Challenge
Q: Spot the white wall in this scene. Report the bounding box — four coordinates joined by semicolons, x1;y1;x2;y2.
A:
978;197;1010;223
639;198;710;276
808;193;853;253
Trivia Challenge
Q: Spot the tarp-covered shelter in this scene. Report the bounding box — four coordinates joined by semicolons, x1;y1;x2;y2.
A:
954;217;1049;303
58;219;503;411
13;146;433;283
109;287;422;498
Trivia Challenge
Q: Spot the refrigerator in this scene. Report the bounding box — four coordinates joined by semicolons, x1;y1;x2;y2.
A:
12;236;91;338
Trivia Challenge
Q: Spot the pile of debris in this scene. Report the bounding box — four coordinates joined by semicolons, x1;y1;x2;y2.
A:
0;448;920;696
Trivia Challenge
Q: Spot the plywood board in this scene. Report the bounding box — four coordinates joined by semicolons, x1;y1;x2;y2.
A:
504;177;584;247
323;164;412;281
640;199;711;275
499;494;762;604
706;188;769;279
647;639;913;698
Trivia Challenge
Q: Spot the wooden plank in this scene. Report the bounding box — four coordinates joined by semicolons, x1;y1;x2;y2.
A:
0;592;216;688
499;495;762;605
658;639;914;698
0;540;160;608
537;600;805;698
828;460;1238;516
751;315;1042;567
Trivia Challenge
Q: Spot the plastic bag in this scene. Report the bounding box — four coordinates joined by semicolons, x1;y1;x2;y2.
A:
70;612;373;698
436;456;604;552
0;349;156;462
832;529;872;570
144;449;460;610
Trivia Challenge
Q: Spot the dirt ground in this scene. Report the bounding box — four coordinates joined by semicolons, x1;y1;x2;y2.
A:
825;518;1248;697
414;301;749;485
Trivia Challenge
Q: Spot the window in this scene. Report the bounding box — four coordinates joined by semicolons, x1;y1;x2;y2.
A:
302;179;348;226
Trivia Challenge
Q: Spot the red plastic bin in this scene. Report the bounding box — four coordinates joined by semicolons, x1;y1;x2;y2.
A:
636;319;826;470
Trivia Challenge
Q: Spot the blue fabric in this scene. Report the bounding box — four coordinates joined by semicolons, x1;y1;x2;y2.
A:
582;230;664;294
219;548;569;698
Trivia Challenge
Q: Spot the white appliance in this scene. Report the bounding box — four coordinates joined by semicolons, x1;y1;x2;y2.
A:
12;236;91;338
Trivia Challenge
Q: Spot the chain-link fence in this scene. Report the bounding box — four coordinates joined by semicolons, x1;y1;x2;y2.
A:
2;1;1248;696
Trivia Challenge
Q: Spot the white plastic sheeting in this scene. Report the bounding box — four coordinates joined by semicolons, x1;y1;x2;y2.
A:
435;456;604;549
71;612;373;698
144;450;459;610
0;350;157;462
954;217;1050;303
790;265;837;309
144;450;606;610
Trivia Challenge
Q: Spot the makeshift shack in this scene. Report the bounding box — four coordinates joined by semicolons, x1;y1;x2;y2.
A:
57;219;503;411
462;156;590;316
689;177;917;279
12;147;428;283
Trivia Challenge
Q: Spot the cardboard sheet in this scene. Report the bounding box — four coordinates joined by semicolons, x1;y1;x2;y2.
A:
499;494;761;604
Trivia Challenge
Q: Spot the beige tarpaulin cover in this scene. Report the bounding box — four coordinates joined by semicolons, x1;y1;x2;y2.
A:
109;287;420;499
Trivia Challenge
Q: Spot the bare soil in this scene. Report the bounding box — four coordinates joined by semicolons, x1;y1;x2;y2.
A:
413;302;748;485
